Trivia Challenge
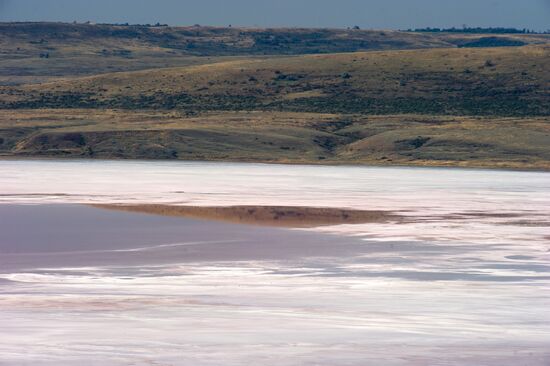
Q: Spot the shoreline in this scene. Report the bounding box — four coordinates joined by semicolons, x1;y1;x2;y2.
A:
1;155;548;173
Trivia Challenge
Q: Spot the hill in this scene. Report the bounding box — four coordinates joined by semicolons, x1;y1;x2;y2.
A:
1;109;548;170
0;22;548;169
2;45;548;116
1;22;548;85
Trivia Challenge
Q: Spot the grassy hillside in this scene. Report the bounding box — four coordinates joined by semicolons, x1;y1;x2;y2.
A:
2;45;548;116
0;23;548;169
1;109;548;170
1;22;548;85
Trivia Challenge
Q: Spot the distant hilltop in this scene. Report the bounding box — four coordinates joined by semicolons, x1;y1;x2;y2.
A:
4;21;548;34
2;21;549;59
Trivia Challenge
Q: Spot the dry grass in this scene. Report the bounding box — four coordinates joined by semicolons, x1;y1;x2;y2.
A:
1;109;548;170
0;23;548;169
4;22;547;86
3;45;547;116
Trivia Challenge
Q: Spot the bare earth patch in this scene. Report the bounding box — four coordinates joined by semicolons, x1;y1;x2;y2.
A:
92;204;398;227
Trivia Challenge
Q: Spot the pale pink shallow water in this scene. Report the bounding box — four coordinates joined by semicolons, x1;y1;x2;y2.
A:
0;160;549;365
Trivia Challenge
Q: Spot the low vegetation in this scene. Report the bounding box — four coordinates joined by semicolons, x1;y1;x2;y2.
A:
410;27;548;34
2;46;549;116
1;22;548;85
0;23;548;169
1;109;548;169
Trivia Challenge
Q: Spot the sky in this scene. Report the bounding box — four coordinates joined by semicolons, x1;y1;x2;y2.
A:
0;0;549;31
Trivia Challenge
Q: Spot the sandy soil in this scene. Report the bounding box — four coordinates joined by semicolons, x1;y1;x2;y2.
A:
92;204;398;227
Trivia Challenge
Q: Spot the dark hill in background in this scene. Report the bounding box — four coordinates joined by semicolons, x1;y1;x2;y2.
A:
1;22;548;85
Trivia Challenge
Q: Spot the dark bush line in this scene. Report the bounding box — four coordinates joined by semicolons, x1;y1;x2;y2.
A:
2;91;547;117
409;27;548;34
456;37;527;48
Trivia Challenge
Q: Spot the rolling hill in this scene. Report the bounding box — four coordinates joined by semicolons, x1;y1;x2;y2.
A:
3;45;548;116
1;22;548;85
0;22;548;169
